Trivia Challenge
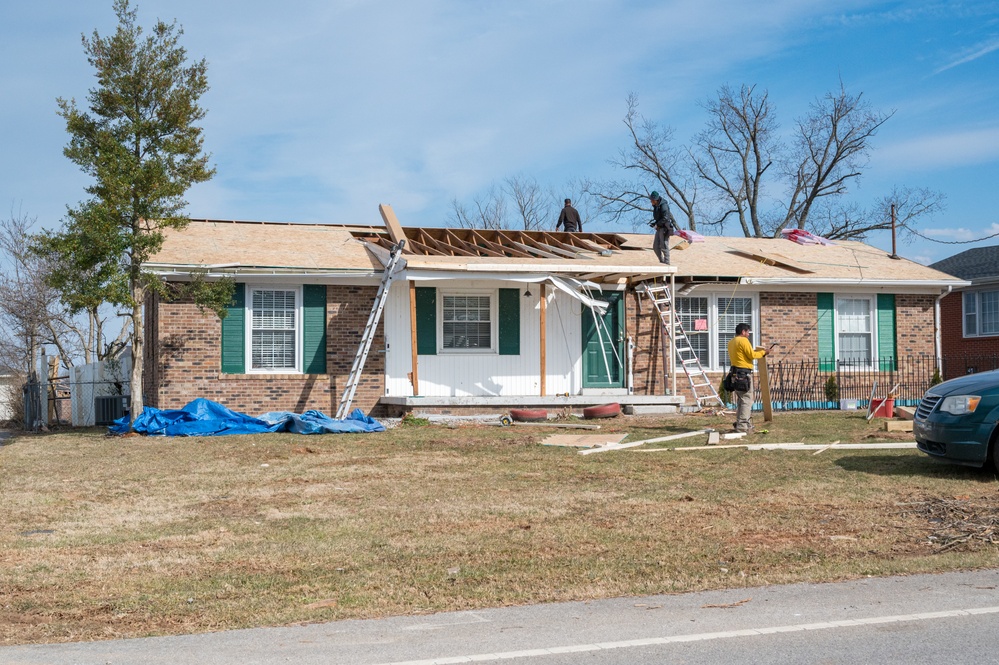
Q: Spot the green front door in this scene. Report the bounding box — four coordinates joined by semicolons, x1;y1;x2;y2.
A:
582;292;624;388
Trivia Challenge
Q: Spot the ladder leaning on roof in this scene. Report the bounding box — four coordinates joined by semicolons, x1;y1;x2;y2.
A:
637;282;725;410
335;240;406;420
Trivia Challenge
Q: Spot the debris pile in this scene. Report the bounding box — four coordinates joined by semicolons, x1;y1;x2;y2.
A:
903;497;999;552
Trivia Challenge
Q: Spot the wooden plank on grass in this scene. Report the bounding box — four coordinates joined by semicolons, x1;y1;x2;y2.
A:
883;420;914;432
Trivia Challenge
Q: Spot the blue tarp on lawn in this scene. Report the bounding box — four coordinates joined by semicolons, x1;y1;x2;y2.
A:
109;398;385;436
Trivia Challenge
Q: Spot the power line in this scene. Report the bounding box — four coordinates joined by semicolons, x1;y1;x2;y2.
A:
907;227;999;245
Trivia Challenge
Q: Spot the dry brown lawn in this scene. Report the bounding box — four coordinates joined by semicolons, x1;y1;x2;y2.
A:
2;410;997;645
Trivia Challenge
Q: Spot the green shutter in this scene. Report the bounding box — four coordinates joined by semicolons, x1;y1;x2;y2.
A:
877;293;897;371
302;285;327;374
498;288;521;355
221;283;245;374
415;287;437;355
817;292;835;372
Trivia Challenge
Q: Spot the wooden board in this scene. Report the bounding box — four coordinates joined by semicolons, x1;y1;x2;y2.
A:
542;434;627;448
883;420;914;432
758;351;773;422
379;204;409;250
894;406;916;420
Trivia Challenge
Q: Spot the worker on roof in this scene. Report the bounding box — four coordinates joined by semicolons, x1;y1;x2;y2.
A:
555;198;582;232
648;191;677;265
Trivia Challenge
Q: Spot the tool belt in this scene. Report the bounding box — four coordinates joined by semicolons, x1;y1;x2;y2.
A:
724;367;752;393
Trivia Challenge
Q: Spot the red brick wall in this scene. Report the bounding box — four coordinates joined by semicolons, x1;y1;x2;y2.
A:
896;293;936;357
144;285;386;417
760;292;818;361
939;291;999;378
626;289;669;396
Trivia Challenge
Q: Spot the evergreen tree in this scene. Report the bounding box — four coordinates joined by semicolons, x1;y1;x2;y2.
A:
35;0;231;426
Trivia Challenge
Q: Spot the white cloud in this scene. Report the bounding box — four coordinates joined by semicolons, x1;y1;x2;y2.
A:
934;37;999;74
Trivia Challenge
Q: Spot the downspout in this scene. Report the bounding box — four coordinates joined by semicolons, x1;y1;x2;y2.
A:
935;285;952;370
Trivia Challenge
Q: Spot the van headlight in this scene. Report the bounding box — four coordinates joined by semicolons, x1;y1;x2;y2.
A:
939;395;981;415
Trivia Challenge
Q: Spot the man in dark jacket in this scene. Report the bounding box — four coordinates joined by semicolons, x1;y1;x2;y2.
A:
555;199;582;232
649;191;676;264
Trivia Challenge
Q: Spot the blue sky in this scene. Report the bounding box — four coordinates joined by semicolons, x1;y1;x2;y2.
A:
2;0;998;265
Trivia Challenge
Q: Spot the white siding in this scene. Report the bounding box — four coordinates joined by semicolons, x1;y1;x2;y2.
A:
383;280;586;397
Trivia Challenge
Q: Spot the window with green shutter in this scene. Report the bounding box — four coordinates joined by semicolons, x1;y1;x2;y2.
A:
221;283;246;374
302;285;327;374
498;288;520;355
877;294;896;371
415;287;437;355
817;292;835;371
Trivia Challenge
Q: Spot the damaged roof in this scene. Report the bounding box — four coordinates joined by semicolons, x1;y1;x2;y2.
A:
145;214;964;289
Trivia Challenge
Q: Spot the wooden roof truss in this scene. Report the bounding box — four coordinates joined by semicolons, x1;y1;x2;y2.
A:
353;227;635;261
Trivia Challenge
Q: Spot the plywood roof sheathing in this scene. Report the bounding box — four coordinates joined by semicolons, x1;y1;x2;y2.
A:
726;247;814;273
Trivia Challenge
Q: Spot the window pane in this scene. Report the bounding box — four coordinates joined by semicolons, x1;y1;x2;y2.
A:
837;298;871;366
676;297;709;366
981;291;999;335
839;333;872;365
717;297;753;366
251;289;297;369
443;294;491;349
964;291;978;336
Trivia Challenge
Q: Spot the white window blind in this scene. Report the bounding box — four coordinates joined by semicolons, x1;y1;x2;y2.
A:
442;295;492;349
251;289;297;370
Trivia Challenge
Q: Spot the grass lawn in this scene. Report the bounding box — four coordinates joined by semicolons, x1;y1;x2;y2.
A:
2;410;997;645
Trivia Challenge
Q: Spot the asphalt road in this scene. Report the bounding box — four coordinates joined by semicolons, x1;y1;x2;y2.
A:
3;569;998;665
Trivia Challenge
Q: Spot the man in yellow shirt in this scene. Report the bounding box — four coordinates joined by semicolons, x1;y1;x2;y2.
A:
726;323;768;433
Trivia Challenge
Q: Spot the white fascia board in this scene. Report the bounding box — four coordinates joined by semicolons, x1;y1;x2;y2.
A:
144;266;381;282
740;277;970;291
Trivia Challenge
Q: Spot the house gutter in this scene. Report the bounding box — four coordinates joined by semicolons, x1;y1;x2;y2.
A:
740;277;968;288
935;285;952;367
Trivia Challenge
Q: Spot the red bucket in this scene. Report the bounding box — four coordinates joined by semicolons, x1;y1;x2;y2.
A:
870;398;895;418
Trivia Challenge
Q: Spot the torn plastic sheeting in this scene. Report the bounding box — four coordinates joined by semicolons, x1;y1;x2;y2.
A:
109;398;385;436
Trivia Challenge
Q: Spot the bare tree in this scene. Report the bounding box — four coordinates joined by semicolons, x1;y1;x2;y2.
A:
693;84;777;237
808;186;946;241
586;94;700;232
778;84;893;235
505;174;550;231
0;211;128;377
447;186;508;229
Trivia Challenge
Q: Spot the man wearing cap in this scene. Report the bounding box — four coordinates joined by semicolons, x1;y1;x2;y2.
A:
726;323;768;433
648;191;676;264
556;198;582;232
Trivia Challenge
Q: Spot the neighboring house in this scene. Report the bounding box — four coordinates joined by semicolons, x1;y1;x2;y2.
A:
142;210;964;417
930;245;999;379
0;366;18;423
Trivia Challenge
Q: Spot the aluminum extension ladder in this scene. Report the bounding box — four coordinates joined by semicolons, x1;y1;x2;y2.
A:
335;240;406;419
638;282;725;409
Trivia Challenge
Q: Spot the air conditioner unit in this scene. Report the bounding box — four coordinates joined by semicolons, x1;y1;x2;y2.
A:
94;395;129;426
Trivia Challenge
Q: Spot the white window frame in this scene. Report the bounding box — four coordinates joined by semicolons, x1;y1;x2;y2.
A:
245;285;302;373
963;289;999;338
834;295;875;370
675;292;758;371
438;289;497;354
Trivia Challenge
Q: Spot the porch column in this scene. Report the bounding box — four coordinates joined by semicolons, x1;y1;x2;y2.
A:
408;280;419;395
539;284;547;396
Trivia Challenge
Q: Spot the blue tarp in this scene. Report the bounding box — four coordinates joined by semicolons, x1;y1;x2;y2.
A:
109;398;385;436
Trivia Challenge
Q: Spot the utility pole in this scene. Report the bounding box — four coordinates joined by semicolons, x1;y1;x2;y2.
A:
889;203;900;260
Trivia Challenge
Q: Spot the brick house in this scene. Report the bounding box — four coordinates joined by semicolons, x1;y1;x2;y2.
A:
142;211;964;417
930;245;999;379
